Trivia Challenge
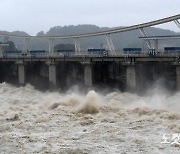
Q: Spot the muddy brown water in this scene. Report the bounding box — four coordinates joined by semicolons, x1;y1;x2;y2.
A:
0;82;180;154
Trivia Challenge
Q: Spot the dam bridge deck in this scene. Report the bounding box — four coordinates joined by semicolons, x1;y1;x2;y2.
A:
0;52;180;63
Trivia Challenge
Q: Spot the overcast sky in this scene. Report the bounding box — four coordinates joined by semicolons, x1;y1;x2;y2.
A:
0;0;179;35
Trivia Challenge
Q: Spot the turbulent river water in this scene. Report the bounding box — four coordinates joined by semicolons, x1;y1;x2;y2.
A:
0;82;180;154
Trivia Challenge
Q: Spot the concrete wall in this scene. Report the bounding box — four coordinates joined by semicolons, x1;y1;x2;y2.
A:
84;64;92;87
176;66;180;91
0;61;178;93
126;66;136;90
18;64;25;86
49;64;57;89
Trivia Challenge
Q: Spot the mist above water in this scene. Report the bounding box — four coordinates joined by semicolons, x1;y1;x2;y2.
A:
0;82;179;153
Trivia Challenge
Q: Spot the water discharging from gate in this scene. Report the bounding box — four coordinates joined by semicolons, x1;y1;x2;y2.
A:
0;82;180;153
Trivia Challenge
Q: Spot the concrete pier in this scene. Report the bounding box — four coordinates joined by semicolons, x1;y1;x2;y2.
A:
17;61;26;86
84;64;92;86
1;54;180;92
48;63;57;89
126;66;136;89
176;66;180;91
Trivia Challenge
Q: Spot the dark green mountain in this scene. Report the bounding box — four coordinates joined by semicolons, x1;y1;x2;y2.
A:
0;25;179;51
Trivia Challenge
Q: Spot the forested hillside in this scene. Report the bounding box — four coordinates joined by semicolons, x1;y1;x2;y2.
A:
0;25;179;51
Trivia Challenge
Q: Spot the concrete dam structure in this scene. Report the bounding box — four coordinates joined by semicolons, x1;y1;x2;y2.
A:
0;54;179;93
0;14;180;93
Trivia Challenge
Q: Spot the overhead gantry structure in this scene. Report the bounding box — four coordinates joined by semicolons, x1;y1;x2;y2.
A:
0;14;180;55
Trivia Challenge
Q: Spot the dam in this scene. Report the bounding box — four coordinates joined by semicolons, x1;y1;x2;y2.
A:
0;14;180;92
0;52;179;93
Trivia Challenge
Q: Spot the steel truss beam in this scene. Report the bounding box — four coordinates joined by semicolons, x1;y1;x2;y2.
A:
153;39;158;51
4;36;9;43
139;28;154;49
49;38;54;55
23;38;30;53
106;34;116;55
174;20;180;29
73;38;81;54
0;14;179;39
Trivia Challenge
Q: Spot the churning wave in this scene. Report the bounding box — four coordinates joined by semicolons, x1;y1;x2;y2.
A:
0;82;179;153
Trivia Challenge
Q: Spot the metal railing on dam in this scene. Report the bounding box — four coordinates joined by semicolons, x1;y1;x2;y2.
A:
0;51;180;62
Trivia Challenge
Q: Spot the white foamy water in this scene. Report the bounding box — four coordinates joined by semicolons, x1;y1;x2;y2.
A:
0;82;180;154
